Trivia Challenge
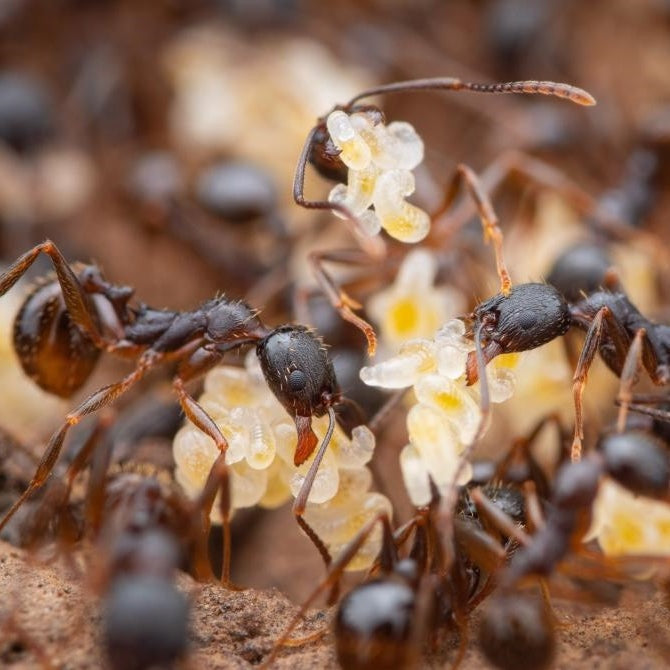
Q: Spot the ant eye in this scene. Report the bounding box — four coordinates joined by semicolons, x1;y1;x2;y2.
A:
288;369;307;392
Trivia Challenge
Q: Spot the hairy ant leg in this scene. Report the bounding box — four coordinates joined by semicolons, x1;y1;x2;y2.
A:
307;248;382;355
0;240;107;348
433;163;512;296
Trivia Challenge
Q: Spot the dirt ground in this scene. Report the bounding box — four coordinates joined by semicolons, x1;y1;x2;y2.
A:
1;540;670;670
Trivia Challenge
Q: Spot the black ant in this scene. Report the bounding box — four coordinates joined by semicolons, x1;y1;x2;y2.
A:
264;480;527;669
473;425;670;670
293;76;595;354
463;276;670;460
0;240;344;573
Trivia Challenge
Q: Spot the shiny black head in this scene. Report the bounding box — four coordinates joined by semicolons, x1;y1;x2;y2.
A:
546;242;612;303
103;575;189;670
473;283;571;354
599;431;670;497
479;595;555;670
467;283;570;383
335;578;415;670
257;325;339;418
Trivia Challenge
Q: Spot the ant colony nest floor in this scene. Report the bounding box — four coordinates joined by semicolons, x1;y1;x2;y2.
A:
1;540;669;669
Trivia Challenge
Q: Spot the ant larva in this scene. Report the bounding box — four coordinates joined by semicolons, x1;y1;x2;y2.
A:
293;76;595;354
0;240;347;572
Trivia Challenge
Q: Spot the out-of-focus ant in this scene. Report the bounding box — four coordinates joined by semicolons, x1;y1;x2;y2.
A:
463;277;670;460
293;76;595;354
473;424;670;670
0;240;346;572
264;481;527;670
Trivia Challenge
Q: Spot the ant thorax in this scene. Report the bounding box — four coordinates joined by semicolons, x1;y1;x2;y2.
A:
326;109;429;242
360;319;519;506
173;351;392;571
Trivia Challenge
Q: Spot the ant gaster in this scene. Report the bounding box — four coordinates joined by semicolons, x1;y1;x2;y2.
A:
0;240;343;570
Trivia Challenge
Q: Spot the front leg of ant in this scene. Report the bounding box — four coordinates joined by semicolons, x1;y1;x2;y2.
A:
292;407;338;572
0;240;106;348
261;510;394;668
432;164;512;296
616;328;646;432
0;354;159;533
308;248;379;355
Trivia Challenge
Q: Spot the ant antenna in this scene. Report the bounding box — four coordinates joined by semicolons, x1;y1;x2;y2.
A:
346;77;596;107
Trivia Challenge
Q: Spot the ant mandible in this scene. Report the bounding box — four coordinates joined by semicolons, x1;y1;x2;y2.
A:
0;240;343;570
293;76;595;354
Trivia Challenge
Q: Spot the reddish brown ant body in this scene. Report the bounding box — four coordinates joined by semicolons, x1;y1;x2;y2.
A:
0;240;344;570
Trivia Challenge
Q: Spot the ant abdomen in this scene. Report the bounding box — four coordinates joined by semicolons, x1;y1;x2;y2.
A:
479;595;555;670
335;578;415;670
13;278;101;397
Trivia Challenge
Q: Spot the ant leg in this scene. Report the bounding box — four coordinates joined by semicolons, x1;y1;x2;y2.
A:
0;240;105;347
292;406;338;569
571;308;606;462
262;511;394;667
433;164;511;295
616;328;646;432
308;248;380;355
0;353;162;533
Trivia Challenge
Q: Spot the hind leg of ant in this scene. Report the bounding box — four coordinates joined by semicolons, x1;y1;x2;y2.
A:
0;353;161;533
261;510;395;667
432;163;512;295
0;239;107;347
308;248;380;355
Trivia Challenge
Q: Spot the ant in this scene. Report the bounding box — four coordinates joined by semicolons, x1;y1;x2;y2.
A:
292;76;595;354
462;273;670;460
473;424;670;670
0;240;345;572
265;479;528;669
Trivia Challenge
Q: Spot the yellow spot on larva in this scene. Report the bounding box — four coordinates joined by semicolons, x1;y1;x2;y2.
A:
388;298;420;336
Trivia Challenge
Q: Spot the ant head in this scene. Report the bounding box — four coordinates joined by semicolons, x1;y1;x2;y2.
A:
599;430;670;497
257;326;340;466
479;595;555;670
466;283;570;383
205;299;268;345
257;325;340;418
335;578;415;670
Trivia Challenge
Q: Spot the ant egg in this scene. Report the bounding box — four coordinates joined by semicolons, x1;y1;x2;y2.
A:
326;110;372;170
435;319;474;379
360;339;437;388
333;425;375;468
